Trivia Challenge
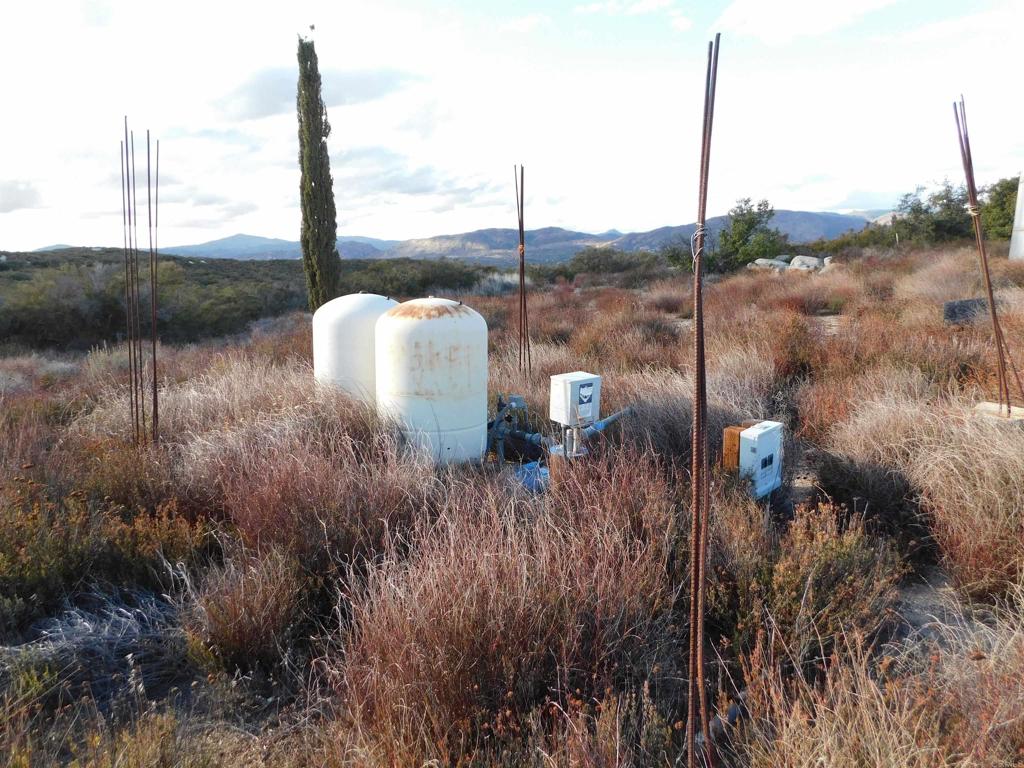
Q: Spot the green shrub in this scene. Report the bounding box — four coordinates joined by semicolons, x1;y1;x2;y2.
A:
0;490;205;636
714;198;788;270
0;250;490;350
767;505;903;667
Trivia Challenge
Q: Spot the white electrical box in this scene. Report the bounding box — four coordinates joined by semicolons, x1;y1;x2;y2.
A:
550;372;602;427
738;421;784;499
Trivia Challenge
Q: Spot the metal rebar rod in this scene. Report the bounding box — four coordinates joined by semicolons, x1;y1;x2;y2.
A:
120;137;137;444
698;37;720;768
153;139;160;444
130;130;147;441
520;165;531;373
687;42;713;762
688;32;720;768
124;120;140;443
960;102;1011;408
954;98;1019;414
147;131;158;445
514;166;522;371
514;164;531;374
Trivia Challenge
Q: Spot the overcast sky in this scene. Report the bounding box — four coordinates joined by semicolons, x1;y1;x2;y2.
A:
0;0;1020;251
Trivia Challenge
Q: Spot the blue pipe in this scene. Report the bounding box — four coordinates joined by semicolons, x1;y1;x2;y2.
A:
581;406;632;439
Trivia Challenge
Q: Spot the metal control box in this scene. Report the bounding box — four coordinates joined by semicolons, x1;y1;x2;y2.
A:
737;420;784;499
550;372;601;427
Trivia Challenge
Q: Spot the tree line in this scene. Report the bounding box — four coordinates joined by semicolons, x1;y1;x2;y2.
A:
0;251;488;350
660;176;1019;269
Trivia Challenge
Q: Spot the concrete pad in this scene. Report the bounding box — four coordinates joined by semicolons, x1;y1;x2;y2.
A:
974;401;1024;421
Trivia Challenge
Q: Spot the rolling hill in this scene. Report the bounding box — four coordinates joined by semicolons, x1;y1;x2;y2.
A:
609;210;870;252
161;233;390;261
126;210;871;264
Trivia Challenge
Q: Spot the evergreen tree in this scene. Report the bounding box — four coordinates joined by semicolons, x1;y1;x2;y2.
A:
297;36;342;311
715;198;787;270
895;182;972;244
981;176;1019;240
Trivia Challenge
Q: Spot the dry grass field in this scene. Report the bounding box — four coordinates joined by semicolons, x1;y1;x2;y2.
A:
2;244;1024;766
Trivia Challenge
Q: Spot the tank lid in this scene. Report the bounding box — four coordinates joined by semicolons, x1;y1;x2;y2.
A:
313;292;397;318
386;296;477;321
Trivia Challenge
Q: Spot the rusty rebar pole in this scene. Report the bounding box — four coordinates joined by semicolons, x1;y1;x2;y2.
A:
120;137;137;444
954;98;1024;414
123;120;140;443
153;138;160;444
130;130;147;441
688;32;720;768
515;164;531;373
147;131;158;445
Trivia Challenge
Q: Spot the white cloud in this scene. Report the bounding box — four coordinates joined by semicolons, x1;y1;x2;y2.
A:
624;0;674;15
0;0;1019;252
0;181;42;213
669;11;693;31
500;13;551;33
715;0;899;44
574;0;675;16
222;67;414;120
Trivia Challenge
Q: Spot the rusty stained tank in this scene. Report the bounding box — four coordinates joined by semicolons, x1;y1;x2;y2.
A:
375;297;488;464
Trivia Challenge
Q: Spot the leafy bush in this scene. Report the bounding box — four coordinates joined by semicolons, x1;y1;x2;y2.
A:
714;198;788;270
766;505;902;666
531;247;669;287
0;491;204;636
895;182;974;244
0;249;489;350
708;494;902;675
980;175;1019;240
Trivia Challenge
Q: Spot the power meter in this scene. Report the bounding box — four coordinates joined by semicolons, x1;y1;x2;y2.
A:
550;372;602;428
724;420;784;499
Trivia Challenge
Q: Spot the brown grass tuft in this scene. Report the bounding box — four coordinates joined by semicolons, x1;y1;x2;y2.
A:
331;451;683;764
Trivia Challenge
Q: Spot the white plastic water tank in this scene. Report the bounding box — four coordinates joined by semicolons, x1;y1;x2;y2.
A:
1010;173;1024;261
375;297;488;463
312;293;398;402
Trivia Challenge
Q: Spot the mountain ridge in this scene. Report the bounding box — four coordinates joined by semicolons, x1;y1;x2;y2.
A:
39;210;873;264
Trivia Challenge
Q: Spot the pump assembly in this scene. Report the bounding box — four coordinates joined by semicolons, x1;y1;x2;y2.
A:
487;371;632;492
312;295;631;488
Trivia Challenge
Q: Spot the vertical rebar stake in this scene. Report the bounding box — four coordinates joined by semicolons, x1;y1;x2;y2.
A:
515;164;531;374
120;136;136;444
130;131;147;441
120;118;162;444
146;131;158;445
153;139;160;444
688;32;721;768
954;98;1024;415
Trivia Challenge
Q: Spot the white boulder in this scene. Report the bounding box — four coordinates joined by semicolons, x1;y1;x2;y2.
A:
788;255;824;270
749;258;789;271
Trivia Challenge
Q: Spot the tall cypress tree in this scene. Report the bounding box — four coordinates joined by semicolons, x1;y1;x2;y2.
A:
297;36;342;311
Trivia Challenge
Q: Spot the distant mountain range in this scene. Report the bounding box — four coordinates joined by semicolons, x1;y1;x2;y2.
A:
160;234;397;261
37;210;873;264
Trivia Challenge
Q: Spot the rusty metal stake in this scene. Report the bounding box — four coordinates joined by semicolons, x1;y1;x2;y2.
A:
514;164;532;374
119;118;161;445
688;32;721;768
954;97;1024;415
120;135;138;444
146;131;159;445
